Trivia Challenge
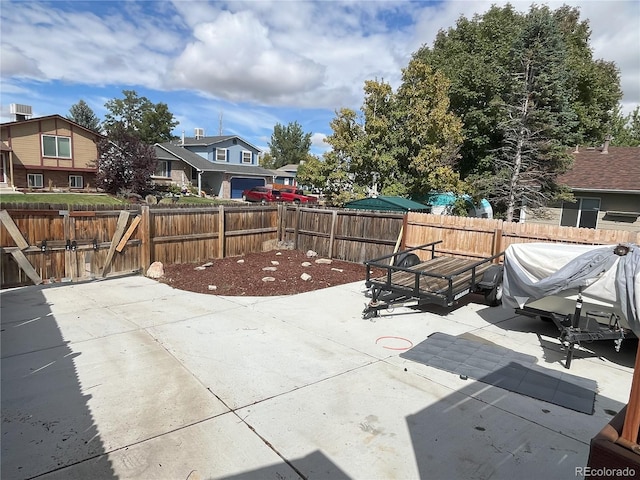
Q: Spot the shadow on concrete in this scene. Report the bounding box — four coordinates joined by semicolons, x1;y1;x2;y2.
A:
220;450;351;480
0;285;115;480
475;306;639;369
405;376;626;480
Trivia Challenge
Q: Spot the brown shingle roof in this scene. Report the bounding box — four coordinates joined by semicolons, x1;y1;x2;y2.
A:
558;146;640;192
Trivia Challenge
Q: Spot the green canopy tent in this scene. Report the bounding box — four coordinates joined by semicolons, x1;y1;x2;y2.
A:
343;196;430;213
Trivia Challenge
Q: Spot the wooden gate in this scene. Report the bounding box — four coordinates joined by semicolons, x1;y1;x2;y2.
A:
0;208;145;287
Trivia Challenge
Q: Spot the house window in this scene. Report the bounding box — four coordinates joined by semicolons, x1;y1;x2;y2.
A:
155;160;170;177
216;148;227;162
69;175;83;189
42;135;71;158
27;173;44;188
560;197;600;229
242;151;252;164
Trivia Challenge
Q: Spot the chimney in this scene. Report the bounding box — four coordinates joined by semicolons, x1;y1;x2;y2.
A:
601;134;612;154
181;130;185;145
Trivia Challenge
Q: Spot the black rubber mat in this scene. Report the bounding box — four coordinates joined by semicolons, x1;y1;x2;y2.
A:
401;332;596;414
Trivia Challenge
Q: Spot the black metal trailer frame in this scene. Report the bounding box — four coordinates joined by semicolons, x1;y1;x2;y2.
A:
515;292;629;369
362;240;504;319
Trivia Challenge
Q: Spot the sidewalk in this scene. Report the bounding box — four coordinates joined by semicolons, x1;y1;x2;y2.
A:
1;276;635;479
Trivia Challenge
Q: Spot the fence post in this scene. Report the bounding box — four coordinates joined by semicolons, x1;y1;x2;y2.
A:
328;210;338;259
140;206;151;273
293;205;300;250
62;210;76;280
218;205;225;259
492;228;503;261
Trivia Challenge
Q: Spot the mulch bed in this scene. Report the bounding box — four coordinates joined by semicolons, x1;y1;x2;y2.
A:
158;249;385;296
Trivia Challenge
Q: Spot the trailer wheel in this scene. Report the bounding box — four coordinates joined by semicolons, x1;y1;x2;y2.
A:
484;281;503;307
394;253;420;268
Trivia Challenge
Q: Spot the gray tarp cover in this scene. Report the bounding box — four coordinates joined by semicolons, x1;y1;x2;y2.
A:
503;243;640;336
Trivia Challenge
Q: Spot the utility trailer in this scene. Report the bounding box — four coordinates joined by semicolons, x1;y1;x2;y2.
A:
362;240;504;319
502;242;639;369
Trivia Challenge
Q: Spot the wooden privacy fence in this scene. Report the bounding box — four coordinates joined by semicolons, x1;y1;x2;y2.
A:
0;204;281;288
279;205;405;263
2;204;640;288
404;212;640;260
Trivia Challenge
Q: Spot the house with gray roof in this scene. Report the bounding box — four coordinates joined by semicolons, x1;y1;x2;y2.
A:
155;133;275;198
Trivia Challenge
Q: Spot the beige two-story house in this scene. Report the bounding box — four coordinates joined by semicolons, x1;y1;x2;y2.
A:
1;115;103;191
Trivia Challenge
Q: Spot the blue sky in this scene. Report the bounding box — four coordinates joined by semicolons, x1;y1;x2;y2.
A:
1;0;639;156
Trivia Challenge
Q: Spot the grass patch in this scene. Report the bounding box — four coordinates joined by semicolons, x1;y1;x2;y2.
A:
0;192;238;207
0;193;126;205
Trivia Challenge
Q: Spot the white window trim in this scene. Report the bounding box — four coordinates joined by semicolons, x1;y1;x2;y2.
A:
242;151;252;164
42;134;72;159
216;148;227;162
560;197;601;228
69;175;83;189
28;173;44;188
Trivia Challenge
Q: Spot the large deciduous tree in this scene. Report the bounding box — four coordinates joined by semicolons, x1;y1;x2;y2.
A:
316;61;465;205
415;4;622;180
393;59;465;196
95;127;158;195
103;90;178;144
268;121;312;168
67;99;101;132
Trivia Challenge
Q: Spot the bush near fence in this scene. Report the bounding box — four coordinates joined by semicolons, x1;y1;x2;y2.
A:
2;203;638;288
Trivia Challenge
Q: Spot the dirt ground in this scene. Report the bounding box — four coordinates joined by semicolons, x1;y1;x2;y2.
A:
158;249;386;296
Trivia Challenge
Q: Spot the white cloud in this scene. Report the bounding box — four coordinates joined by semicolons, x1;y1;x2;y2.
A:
168;10;326;103
1;0;637;124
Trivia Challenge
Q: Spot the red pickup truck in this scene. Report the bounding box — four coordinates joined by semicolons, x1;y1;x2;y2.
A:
279;188;318;204
242;186;281;203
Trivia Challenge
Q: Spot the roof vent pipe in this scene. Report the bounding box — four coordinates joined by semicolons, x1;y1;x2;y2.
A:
602;135;612;154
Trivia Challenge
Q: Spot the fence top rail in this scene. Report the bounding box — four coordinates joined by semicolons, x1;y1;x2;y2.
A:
285;205;405;219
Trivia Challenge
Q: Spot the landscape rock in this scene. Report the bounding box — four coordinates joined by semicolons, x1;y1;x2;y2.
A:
275;251;282;256
194;266;206;271
262;266;278;271
315;258;332;264
146;261;164;279
277;240;294;250
262;276;276;282
201;262;214;267
237;259;245;264
300;273;312;281
301;262;312;267
208;285;217;291
271;261;280;265
331;268;344;272
306;250;318;257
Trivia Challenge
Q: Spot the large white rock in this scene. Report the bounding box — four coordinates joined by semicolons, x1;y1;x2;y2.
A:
306;250;318;257
146;262;164;279
300;273;312;281
315;258;332;265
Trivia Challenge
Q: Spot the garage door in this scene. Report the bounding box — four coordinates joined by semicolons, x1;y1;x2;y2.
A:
230;177;264;199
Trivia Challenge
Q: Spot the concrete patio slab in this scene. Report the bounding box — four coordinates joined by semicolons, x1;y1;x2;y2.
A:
40;413;302;480
148;307;378;409
1;275;634;480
